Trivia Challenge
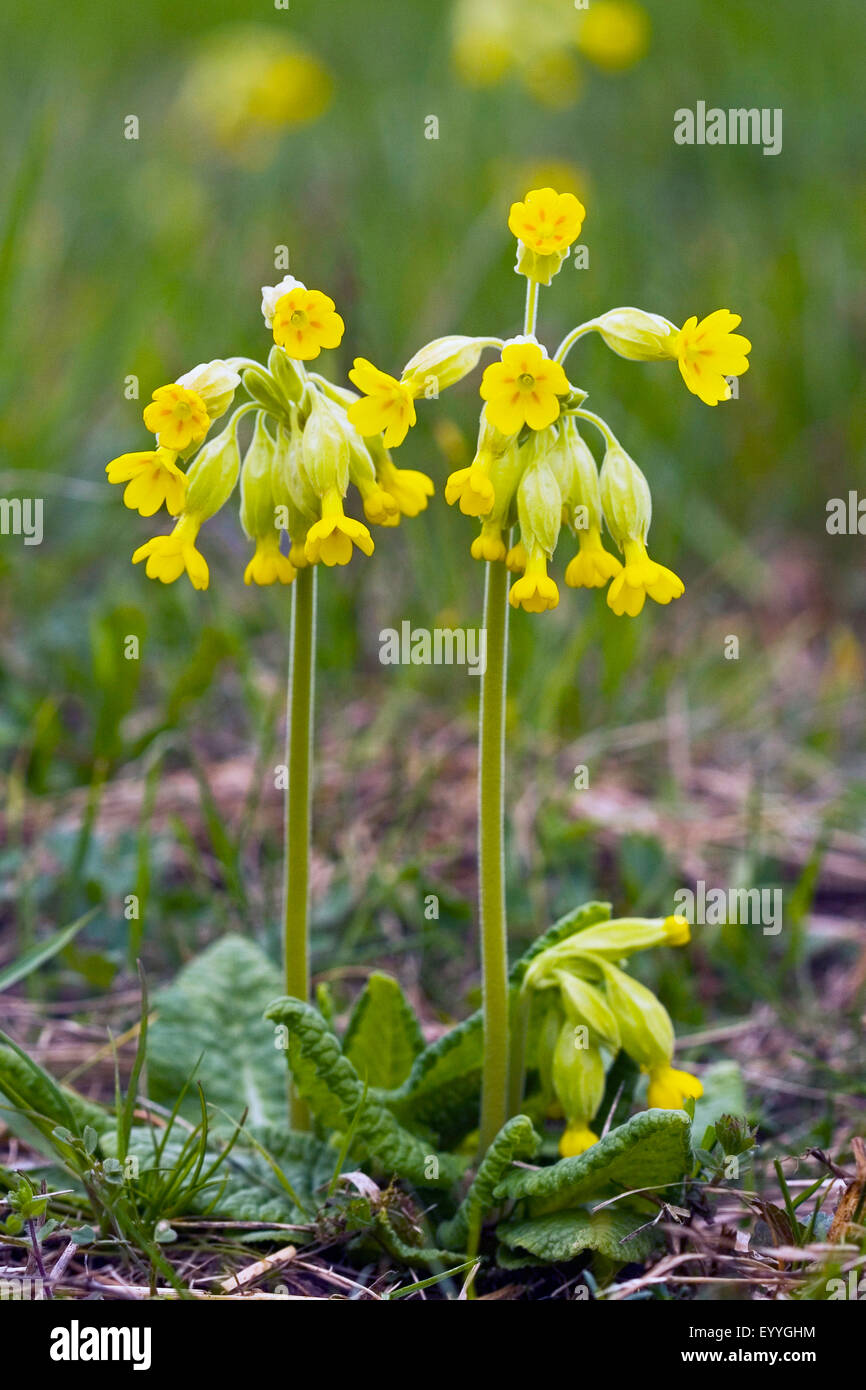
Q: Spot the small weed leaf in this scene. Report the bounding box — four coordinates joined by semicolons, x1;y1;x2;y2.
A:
498;1203;658;1265
688;1060;747;1140
342;972;424;1090
494;1109;692;1214
148;935;285;1131
265;997;462;1188
438;1114;541;1251
0;1036;114;1156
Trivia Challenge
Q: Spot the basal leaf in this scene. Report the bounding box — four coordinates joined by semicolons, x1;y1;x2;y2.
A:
494;1109;692;1214
265;997;461;1188
438;1114;540;1250
148;935;284;1131
498;1202;657;1264
342;972;424;1090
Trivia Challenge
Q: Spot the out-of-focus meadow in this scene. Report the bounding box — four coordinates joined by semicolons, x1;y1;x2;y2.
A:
1;0;864;1167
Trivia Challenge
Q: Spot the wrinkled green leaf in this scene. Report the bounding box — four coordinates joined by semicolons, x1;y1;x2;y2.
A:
495;1109;692;1214
265;997;461;1188
439;1114;540;1250
342;972;424;1090
148;935;284;1131
498;1202;657;1264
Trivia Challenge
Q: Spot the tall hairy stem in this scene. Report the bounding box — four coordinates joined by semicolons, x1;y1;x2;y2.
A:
283;563;317;1129
477;558;510;1155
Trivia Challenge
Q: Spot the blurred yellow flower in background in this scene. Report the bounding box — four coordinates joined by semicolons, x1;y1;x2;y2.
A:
177;27;333;163
577;1;650;72
452;0;649;107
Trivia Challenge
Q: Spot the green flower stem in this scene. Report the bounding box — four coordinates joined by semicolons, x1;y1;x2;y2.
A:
524;279;540;338
567;405;620;450
283;563;317;1129
477;556;510;1155
554;320;597;364
507;987;531;1118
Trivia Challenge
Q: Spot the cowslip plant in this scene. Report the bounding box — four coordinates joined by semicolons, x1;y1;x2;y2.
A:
518;912;702;1156
346;184;751;1151
105;269;434;1124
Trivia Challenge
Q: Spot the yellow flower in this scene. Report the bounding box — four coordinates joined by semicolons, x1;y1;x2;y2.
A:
359;484;400;527
663;914;691;947
577;1;650;73
565;525;623;589
558;1121;598;1158
471;522;508;562
508;549;559;613
132;514;209;590
445;462;495;517
480;341;570;434
304;487;374;566
143;383;210;452
508;187;585;257
647;1064;703;1111
373;453;434;516
272;287;345;361
506;540;528;572
244;532;296;587
346;359;418;448
606;539;684;617
675;310;751;406
106;447;187;517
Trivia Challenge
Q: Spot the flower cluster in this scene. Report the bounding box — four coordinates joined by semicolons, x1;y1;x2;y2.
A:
452;0;650;108
107;275;434;591
522;914;702;1157
346;184;751;616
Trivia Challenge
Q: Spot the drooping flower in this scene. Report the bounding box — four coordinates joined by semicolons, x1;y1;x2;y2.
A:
132;514;209;590
244;532;296;586
647;1064;704;1111
445;462;496;516
565;526;623;588
143;383;210;452
675;310;752;406
304;486;375;566
559;1121;599;1157
271;287;345;360
106;447;187;517
606;539;684;617
509;548;559;613
346;359;418;448
480;341;570;434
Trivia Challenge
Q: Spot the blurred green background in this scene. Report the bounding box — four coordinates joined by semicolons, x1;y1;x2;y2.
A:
1;0;864;1088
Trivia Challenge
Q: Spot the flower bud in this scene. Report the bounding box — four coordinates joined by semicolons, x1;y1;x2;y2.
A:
596;958;674;1070
552;1022;605;1128
592;307;680;362
400;336;491;396
184;420;242;520
268;345;306;404
516;429;562;556
560;416;602;530
243;366;291;420
301;390;350;497
175;360;241;422
554;970;620;1051
239;412;278;540
599;443;652;550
